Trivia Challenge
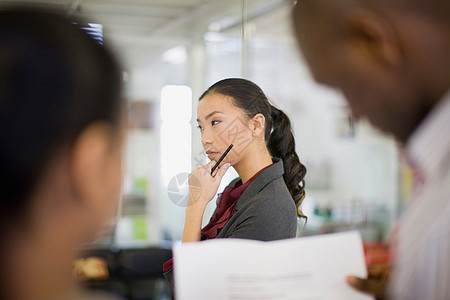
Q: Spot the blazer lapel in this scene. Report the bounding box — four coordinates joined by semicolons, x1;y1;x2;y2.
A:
234;158;285;212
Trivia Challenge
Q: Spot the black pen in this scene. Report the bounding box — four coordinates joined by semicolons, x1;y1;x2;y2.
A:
210;144;233;176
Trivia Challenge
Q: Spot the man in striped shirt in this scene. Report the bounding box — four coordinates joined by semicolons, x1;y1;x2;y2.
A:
293;0;450;299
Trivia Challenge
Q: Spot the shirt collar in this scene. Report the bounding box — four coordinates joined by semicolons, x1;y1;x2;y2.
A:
407;90;450;180
229;166;265;199
235;158;284;211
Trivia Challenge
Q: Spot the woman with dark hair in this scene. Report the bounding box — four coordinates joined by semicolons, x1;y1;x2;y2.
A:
164;78;306;285
0;6;124;300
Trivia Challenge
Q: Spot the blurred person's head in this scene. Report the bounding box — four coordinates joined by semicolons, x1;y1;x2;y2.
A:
0;6;124;300
198;78;307;218
293;0;450;143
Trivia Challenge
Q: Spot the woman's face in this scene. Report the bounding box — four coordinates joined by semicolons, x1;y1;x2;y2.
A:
197;93;254;167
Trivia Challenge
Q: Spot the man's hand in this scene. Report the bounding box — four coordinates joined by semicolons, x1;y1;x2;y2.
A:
347;265;391;300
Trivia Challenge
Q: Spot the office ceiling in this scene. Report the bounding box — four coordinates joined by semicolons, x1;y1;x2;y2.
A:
0;0;291;68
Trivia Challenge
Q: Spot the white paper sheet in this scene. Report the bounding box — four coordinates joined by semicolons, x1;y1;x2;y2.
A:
174;231;373;300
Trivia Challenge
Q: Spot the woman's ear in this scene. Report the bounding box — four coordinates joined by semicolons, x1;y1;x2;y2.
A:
344;8;404;71
68;122;122;222
250;113;266;138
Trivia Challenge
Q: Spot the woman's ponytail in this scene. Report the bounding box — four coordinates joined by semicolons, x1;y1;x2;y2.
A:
267;106;307;220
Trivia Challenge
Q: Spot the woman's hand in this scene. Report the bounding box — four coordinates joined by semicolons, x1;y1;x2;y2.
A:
182;161;230;242
188;160;231;208
347;265;391;300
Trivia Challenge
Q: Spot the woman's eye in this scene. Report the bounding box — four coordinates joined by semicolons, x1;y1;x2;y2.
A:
197;125;203;131
211;120;220;126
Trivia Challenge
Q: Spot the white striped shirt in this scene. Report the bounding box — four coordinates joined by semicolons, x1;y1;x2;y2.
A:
390;91;450;299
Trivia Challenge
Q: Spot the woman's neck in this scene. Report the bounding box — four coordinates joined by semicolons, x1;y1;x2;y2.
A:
234;146;273;183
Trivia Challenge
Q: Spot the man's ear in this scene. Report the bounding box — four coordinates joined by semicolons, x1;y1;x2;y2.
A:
250;113;266;137
69;122;115;206
344;8;404;71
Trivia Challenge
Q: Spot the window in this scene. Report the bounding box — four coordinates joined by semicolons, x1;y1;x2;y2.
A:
160;85;193;185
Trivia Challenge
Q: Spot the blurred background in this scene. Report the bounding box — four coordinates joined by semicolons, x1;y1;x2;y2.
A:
2;0;412;269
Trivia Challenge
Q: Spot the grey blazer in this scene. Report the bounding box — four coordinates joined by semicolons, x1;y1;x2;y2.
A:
164;158;297;289
215;158;297;240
